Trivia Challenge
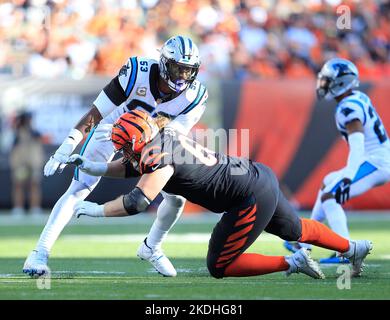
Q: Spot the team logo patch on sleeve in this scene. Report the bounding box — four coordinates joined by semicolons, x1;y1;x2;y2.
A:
341;107;355;117
119;64;129;77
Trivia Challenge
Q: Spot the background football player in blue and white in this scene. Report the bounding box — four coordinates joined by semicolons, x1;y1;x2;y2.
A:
23;35;208;277
285;58;390;263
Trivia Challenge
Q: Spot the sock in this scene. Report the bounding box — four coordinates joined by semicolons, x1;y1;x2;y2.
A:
145;194;185;250
299;218;349;253
224;253;289;277
322;198;350;239
35;180;90;255
298;191;325;250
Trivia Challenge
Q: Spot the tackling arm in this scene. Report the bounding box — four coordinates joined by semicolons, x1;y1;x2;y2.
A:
74;165;174;218
67;155;128;178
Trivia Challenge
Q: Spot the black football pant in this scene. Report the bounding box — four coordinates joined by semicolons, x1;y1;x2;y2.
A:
207;163;302;278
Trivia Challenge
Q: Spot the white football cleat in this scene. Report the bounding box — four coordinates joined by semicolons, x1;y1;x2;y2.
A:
137;239;177;277
285;248;325;279
341;240;373;277
23;250;49;277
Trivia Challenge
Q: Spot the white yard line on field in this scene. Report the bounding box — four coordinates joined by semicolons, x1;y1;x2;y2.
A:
61;233;280;243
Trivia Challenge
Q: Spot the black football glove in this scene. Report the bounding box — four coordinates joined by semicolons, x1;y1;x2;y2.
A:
334;178;352;205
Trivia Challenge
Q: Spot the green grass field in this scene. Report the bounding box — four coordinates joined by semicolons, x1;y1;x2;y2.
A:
0;212;389;300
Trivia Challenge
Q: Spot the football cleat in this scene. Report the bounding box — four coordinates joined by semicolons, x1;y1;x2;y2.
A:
341;240;373;277
319;252;350;264
285;248;325;279
23;250;49;277
137;239;177;277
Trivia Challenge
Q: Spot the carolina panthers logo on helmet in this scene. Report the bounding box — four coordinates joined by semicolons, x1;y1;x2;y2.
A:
332;63;356;77
317;58;360;101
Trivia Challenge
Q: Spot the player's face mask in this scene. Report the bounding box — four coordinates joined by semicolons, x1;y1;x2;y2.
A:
167;62;197;82
316;75;332;100
162;60;199;92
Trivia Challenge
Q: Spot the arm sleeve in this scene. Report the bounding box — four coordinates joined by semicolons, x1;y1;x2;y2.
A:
343;131;365;181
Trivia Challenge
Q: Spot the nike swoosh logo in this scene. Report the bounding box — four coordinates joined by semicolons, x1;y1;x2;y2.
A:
151;164;160;171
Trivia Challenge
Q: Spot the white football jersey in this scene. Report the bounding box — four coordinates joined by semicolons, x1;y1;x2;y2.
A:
93;56;208;135
335;90;390;160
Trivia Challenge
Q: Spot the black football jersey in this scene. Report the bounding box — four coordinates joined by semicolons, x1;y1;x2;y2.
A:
137;128;273;213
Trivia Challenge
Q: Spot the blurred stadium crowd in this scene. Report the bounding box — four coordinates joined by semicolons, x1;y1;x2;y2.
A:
1;0;390;81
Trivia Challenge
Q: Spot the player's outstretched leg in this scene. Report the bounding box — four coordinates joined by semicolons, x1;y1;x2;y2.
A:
284;190;323;254
23;180;91;277
299;218;372;276
137;193;184;277
207;184;325;280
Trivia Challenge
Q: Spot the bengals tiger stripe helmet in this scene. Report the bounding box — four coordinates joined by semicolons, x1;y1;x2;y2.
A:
111;110;159;156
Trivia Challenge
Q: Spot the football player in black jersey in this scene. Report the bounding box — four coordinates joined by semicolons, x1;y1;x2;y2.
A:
68;110;373;279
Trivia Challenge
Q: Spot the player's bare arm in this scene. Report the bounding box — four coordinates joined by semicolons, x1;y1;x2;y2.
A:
345;118;364;134
74;105;103;135
43;105;103;177
74;165;174;218
67;155;128;178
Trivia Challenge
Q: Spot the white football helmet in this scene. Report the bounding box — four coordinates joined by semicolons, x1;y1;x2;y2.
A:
159;35;201;93
316;58;359;100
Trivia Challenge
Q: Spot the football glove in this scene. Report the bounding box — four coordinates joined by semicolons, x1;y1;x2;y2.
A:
43;128;83;176
74;200;104;218
334;178;352;205
67;154;108;176
43;147;71;176
95;123;113;142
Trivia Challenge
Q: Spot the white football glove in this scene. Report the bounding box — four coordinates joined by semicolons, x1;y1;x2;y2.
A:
74;200;105;218
44;146;71;176
67;154;108;176
95;123;113;142
44;128;84;177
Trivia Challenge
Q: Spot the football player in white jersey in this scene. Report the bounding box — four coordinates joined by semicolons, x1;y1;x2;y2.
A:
285;58;390;263
23;35;208;277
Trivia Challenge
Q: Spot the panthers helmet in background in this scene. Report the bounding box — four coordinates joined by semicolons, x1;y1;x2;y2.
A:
159;35;201;93
316;58;359;100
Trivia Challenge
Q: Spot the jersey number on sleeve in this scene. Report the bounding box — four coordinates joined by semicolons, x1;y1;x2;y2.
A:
368;106;388;143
